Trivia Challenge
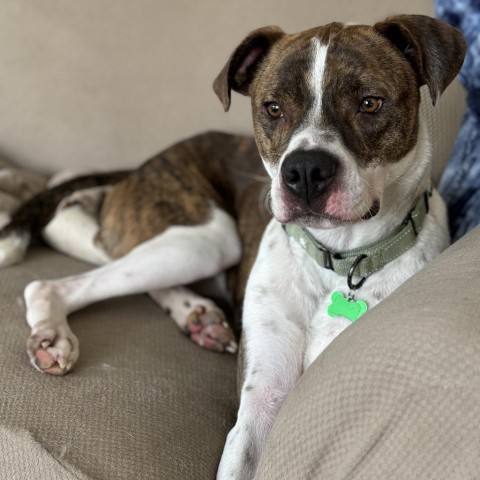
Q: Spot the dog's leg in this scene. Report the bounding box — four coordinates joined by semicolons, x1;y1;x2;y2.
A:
149;287;237;353
217;311;305;479
25;207;241;375
42;186;112;265
217;221;308;480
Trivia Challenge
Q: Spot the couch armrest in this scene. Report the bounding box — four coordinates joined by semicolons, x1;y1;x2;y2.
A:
256;227;480;479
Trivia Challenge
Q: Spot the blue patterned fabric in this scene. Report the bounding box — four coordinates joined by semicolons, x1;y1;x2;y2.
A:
436;0;480;241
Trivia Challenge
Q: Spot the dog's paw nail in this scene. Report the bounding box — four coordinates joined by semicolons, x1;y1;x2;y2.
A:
44;364;68;376
57;357;67;370
191;333;224;352
226;341;238;354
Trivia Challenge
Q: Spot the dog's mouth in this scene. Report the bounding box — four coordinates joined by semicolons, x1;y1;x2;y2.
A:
272;186;381;226
280;199;381;227
361;199;381;220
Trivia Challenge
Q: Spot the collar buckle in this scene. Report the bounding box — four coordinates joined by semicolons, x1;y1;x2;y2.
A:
347;254;368;290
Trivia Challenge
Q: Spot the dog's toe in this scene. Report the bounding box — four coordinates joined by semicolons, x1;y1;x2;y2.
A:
27;325;79;375
186;306;237;354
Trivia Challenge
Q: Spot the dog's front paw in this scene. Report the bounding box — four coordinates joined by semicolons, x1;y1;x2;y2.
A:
186;305;238;354
27;322;79;376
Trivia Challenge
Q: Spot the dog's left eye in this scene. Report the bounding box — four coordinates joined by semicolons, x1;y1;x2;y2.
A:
265;102;283;118
359;97;383;114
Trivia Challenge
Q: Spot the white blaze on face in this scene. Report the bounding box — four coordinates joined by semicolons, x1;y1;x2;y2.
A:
272;37;330;173
281;38;330;159
308;37;329;126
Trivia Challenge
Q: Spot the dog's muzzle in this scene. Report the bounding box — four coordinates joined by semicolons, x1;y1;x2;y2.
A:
281;150;337;205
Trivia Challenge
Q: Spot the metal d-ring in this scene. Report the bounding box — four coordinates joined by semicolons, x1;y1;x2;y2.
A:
347;254;368;291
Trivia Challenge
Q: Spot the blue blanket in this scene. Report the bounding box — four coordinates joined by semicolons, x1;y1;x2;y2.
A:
435;0;480;241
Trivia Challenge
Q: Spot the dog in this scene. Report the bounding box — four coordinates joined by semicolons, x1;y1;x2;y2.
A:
0;14;465;480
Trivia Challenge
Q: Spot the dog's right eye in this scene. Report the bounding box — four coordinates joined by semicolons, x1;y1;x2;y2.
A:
265;102;283;119
359;97;383;114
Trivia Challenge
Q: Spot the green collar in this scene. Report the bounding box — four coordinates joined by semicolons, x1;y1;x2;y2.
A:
283;190;431;287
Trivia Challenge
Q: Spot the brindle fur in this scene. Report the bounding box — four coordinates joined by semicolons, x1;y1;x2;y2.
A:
98;131;270;315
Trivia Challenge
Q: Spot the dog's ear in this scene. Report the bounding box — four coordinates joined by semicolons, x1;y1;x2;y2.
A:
374;15;466;105
213;26;285;111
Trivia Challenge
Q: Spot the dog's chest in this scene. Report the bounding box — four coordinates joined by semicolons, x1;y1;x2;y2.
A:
295;246;384;365
258;221;406;367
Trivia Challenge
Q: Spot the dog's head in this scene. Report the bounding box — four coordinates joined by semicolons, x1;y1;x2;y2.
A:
214;15;466;228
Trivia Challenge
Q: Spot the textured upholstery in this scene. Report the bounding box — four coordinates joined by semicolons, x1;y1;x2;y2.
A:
0;248;237;479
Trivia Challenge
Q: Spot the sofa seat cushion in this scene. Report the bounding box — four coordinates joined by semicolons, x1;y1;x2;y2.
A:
0;247;237;479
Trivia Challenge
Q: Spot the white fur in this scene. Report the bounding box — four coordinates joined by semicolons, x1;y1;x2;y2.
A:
0;232;29;268
42;186;113;266
309;38;328;123
43;204;112;266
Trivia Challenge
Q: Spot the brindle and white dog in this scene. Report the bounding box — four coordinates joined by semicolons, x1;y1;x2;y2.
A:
0;14;465;479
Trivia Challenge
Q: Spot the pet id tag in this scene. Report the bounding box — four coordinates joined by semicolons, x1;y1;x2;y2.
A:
327;291;368;323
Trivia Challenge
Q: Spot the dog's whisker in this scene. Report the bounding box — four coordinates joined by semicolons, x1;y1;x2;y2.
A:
359;176;374;193
390;175;423;188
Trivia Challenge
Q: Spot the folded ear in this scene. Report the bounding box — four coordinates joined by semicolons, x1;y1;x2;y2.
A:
374;14;466;105
213;26;285;111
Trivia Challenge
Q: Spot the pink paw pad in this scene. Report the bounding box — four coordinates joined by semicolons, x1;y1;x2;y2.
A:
27;334;76;376
186;306;238;354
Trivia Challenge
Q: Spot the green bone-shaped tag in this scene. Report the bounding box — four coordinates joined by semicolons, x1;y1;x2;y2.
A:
327;291;368;323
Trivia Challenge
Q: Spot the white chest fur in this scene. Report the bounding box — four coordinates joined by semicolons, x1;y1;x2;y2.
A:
244;189;449;372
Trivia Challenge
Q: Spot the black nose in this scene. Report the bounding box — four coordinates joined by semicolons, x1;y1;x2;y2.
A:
281;150;338;204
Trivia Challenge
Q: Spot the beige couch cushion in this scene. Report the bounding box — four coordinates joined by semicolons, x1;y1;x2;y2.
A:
0;247;237;479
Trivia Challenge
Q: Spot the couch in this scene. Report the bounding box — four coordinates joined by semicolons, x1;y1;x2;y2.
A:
0;1;479;479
